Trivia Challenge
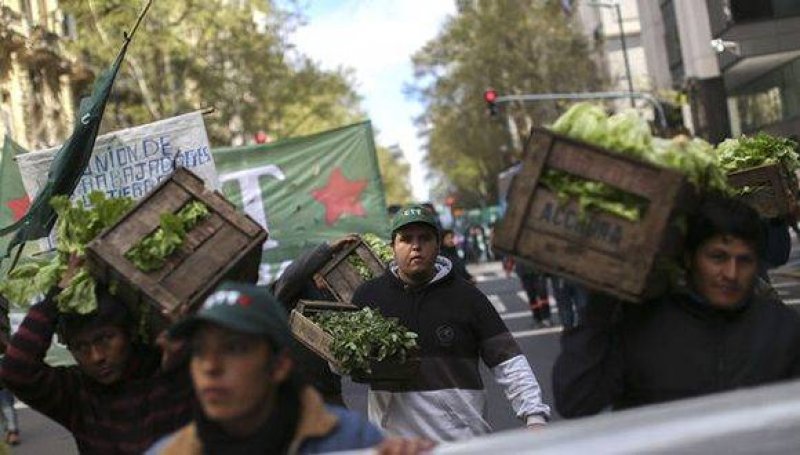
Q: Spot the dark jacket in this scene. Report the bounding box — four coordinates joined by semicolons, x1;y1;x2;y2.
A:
273;243;335;308
0;296;193;454
149;387;383;455
763;217;792;269
553;291;800;418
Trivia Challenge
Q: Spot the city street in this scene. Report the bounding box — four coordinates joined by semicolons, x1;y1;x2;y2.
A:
11;243;800;453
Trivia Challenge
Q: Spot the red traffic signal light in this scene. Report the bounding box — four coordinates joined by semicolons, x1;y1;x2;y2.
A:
484;89;499;117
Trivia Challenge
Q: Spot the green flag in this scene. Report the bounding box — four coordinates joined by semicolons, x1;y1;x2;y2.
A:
0;137;30;258
0;1;151;260
212;121;389;283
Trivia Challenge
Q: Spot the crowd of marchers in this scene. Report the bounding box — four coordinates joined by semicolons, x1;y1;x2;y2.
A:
0;192;799;454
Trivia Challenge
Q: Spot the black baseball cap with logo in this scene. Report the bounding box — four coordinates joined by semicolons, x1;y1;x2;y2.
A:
170;281;293;350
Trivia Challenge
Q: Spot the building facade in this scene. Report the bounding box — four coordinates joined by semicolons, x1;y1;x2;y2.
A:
0;0;86;150
576;0;651;98
638;0;800;142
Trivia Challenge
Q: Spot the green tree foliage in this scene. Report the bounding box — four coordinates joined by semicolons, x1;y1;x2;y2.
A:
375;145;413;206
409;0;605;206
59;0;363;144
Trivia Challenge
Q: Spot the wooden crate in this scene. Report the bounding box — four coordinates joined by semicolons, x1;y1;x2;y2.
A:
289;300;419;383
493;127;694;303
727;163;798;219
86;167;268;338
315;236;386;302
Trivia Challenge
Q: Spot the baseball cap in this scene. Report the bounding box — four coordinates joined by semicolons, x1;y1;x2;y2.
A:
170;281;293;349
391;204;440;235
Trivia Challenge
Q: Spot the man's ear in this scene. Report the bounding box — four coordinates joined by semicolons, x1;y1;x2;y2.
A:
268;350;294;383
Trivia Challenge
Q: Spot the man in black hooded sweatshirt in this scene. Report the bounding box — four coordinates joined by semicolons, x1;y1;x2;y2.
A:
553;194;800;418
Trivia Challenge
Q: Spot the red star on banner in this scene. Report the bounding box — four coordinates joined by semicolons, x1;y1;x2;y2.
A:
7;196;30;221
312;168;368;225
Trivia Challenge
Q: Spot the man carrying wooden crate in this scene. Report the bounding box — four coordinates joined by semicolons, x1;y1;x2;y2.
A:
553;193;800;417
352;205;551;441
0;271;194;454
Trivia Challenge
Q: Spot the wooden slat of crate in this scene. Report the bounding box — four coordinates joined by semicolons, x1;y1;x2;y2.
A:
354;244;386;274
148;214;226;282
289;310;337;365
289;300;358;366
162;226;252;301
728;163;797;218
493;127;689;302
318;238;385;302
103;181;193;252
296;300;359;314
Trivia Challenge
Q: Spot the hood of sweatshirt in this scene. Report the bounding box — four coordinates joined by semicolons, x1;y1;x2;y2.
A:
389;255;453;287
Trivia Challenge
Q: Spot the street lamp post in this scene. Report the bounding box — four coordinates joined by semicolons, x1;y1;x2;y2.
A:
589;0;635;108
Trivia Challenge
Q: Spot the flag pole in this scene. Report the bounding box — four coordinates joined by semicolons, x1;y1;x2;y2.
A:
127;0;154;43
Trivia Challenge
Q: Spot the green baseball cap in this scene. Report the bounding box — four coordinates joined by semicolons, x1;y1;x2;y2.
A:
391;204;441;235
170;281;293;349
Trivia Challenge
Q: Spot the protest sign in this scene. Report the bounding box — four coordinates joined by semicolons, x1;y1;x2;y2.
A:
16;111;218;207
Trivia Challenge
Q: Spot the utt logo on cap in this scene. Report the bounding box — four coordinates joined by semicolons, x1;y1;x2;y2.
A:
402;208;422;217
203;290;251;310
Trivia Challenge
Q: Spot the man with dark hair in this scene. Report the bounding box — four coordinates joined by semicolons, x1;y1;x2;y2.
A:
0;272;193;453
553;193;800;418
148;281;387;454
352;205;550;441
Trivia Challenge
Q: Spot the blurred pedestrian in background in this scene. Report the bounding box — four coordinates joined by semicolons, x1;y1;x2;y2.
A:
515;262;553;328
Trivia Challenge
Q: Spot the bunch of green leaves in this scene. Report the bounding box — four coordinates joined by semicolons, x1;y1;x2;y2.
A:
363;233;393;263
347;255;373;280
348;234;393;280
312;307;418;375
0;192;133;313
539;170;647;222
650;136;731;192
716;133;800;173
51;191;135;256
552;104;654;160
0;256;62;308
125;201;210;272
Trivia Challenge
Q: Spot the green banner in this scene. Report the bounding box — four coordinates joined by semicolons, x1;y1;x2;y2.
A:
212;121;389;283
0;137;30;261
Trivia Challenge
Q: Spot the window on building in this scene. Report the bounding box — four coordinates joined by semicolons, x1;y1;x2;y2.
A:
730;0;773;21
772;0;800;17
730;0;800;21
731;57;800;132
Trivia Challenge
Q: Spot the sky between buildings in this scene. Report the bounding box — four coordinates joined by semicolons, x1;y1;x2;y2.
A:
290;0;456;201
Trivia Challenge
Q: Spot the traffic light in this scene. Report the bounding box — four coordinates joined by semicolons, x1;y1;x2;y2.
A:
484;89;499;117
